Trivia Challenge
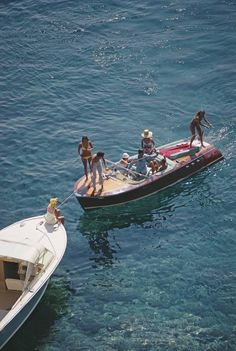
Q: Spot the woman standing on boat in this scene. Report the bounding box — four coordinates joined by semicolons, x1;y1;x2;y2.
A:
189;111;213;148
78;136;93;180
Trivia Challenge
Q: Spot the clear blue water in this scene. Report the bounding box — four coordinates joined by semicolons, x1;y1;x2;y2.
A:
1;0;236;350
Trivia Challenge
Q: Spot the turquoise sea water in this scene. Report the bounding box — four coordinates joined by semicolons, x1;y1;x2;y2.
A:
1;0;236;350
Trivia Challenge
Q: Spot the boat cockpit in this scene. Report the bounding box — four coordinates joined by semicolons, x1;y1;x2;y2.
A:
0;244;54;322
106;154;176;184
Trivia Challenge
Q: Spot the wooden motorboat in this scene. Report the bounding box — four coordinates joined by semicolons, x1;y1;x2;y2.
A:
74;139;223;210
0;216;67;349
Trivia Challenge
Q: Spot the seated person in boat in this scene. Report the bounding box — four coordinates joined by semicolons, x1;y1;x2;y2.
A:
159;156;167;171
149;156;167;174
141;129;156;155
149;159;159;174
128;149;148;178
44;197;64;225
115;152;130;174
118;152;130;167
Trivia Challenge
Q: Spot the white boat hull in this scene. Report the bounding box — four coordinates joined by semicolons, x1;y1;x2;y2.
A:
0;215;67;350
0;280;48;349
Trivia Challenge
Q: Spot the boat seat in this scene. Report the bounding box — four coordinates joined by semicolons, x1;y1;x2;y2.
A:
5;278;24;291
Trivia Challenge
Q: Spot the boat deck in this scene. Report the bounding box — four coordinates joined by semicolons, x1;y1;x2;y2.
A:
74;174;130;197
0;290;21;321
0;290;20;310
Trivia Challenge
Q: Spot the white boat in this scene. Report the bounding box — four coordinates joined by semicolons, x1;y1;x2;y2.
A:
0;215;67;349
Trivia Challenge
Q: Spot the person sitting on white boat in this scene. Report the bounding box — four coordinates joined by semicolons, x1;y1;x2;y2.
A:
141;129;156;155
44;198;64;225
91;151;106;191
128;149;148;178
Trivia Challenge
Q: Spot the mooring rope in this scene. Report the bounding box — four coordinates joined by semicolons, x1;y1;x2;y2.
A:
58;191;75;209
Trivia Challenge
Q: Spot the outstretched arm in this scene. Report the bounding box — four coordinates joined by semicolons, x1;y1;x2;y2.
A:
203;115;213;128
200;122;210;128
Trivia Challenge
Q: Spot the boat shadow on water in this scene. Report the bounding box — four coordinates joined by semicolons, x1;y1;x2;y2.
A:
77;168;215;267
2;278;72;351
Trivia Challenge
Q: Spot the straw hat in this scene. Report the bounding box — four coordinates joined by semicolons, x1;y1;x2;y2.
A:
141;129;153;138
122;152;130;159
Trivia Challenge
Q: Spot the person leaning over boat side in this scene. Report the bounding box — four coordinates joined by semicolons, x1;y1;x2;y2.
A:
78;135;93;180
44;198;64;225
91;151;106;191
189;111;213;148
141;129;156;155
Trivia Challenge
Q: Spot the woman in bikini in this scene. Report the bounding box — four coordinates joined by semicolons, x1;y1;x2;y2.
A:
78;136;93;180
189;111;213;148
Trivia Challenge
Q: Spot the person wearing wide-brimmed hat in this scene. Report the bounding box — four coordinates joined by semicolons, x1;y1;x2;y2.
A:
141;129;156;155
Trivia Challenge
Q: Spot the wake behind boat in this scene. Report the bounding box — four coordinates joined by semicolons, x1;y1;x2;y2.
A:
74;138;223;210
0;215;67;349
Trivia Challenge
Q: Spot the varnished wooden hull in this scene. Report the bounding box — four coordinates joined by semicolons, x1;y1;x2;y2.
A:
74;140;223;210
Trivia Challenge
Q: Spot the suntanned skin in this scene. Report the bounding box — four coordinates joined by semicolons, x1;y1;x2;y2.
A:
189;111;213;147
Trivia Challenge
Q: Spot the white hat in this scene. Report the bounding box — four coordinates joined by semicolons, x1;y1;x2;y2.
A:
141;129;153;138
122;152;130;159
